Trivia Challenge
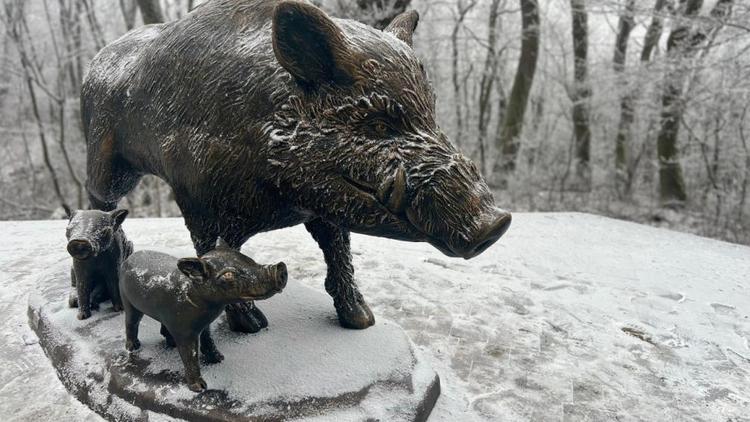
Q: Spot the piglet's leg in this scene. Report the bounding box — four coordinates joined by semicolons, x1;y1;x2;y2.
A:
200;326;224;364
176;338;206;392
305;219;375;329
123;300;143;351
68;267;78;308
73;262;92;320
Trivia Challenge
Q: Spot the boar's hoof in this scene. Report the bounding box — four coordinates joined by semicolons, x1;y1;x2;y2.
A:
225;301;268;334
335;299;375;330
188;377;207;393
77;309;91;320
126;339;141;352
68;292;78;308
202;349;224;364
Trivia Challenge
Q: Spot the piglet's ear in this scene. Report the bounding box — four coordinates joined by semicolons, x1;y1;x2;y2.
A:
178;258;209;281
63;204;74;220
110;209;129;231
272;1;356;87
384;10;419;47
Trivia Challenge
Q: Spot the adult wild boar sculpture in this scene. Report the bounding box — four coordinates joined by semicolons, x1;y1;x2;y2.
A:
82;0;512;333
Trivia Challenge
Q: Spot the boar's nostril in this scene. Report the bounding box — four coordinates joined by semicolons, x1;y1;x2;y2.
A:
67;239;94;259
462;211;512;259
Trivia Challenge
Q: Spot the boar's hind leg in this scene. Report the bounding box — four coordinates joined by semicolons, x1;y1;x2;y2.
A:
86;131;142;211
186;228;269;334
305;219;375;329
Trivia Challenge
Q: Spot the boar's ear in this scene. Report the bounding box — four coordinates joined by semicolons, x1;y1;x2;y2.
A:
384;10;419;47
110;209;129;231
215;237;231;250
272;1;355;87
178;258;209;281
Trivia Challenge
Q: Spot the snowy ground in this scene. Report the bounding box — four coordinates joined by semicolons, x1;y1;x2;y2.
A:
1;213;749;421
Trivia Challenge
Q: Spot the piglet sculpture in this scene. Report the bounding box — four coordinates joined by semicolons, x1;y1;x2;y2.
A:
119;239;287;392
66;209;132;320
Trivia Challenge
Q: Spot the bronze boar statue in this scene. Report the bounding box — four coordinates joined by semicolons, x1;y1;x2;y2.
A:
82;0;511;333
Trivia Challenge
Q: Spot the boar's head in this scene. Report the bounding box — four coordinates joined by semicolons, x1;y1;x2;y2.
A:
267;1;511;259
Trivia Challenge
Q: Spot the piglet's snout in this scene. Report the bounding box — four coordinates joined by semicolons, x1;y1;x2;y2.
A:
270;262;287;292
67;239;95;260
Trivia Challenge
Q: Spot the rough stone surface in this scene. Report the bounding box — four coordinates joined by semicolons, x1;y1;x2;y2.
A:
28;261;439;422
1;214;749;421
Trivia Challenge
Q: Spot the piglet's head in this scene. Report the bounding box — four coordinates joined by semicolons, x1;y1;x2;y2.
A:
66;209;128;260
177;238;287;304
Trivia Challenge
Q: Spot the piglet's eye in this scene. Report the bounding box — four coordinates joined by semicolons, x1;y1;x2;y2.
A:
220;271;236;282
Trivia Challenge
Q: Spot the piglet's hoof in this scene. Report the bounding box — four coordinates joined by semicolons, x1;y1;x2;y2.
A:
112;303;123;312
225;302;268;333
125;339;141;351
188;377;207;393
335;298;375;329
68;293;78;308
77;309;91;320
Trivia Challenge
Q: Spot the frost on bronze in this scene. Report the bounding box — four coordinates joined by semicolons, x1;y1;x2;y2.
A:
82;0;511;333
65;208;132;320
119;239;287;392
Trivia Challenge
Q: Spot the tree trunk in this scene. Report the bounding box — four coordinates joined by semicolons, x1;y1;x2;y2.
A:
656;0;733;205
137;0;166;24
476;0;503;176
120;0;138;30
450;0;477;150
569;0;591;187
493;0;539;178
612;0;636;194
613;0;667;196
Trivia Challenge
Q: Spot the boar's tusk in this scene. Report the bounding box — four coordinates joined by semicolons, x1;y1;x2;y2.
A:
378;165;407;214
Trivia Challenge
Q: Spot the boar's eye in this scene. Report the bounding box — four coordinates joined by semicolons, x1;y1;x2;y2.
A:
366;119;395;139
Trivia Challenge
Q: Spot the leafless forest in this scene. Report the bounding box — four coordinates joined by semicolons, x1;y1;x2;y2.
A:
1;0;749;244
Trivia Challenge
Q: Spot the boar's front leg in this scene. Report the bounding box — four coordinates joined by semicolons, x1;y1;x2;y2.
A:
305;219;375;329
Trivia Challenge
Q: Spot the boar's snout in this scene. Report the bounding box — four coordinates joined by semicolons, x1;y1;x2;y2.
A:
67;239;95;260
452;208;511;259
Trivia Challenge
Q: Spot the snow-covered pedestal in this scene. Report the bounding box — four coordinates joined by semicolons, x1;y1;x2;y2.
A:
27;261;439;422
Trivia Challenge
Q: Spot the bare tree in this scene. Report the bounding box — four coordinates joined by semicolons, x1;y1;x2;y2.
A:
493;0;540;178
120;0;138;30
476;0;504;175
569;0;591;187
656;0;734;205
137;0;165;24
451;0;477;149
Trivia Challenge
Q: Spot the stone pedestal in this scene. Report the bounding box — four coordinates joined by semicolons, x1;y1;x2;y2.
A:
27;262;439;422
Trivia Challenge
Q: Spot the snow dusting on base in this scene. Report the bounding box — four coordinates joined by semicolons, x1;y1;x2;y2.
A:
1;213;749;421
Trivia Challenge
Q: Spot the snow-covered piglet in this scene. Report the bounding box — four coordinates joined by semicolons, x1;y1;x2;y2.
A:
66;209;132;320
118;239;287;392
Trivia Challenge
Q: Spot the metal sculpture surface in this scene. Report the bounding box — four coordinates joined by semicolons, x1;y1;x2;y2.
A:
66;209;132;319
82;0;511;333
119;239;287;392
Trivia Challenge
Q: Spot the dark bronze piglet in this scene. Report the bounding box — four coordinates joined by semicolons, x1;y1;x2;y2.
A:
65;208;132;320
118;239;287;392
